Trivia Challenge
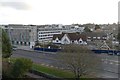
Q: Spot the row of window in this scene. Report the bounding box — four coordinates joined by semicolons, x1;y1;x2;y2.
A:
38;34;53;37
54;40;85;44
88;37;107;39
38;31;60;34
38;37;52;40
12;41;30;45
38;28;64;31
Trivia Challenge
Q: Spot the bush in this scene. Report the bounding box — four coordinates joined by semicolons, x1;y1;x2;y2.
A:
2;58;33;78
11;58;33;78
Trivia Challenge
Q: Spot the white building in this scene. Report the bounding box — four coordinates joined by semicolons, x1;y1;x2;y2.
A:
37;27;62;43
52;33;87;45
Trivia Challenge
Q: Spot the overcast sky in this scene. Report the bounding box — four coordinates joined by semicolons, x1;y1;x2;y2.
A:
0;0;119;25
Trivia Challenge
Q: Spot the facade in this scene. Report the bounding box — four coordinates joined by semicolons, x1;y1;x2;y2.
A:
52;33;87;45
4;24;37;48
37;27;62;43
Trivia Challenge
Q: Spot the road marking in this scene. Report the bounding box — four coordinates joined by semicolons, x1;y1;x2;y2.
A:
102;59;119;63
115;63;119;65
104;61;108;64
55;67;58;69
109;62;113;64
41;63;45;65
61;68;64;69
50;65;53;67
109;60;119;63
46;64;49;66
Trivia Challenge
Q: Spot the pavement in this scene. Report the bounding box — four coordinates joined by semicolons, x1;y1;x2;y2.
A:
15;45;56;54
14;45;34;51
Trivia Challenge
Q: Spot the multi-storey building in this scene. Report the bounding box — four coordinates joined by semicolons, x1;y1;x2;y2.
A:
37;26;62;43
4;24;37;48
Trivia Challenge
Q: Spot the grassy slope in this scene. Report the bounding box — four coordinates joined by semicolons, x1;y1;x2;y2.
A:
32;63;74;78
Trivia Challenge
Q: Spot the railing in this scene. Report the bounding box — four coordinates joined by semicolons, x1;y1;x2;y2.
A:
34;48;61;52
92;49;120;55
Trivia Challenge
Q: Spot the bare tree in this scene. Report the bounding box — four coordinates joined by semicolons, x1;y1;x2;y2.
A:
58;44;101;79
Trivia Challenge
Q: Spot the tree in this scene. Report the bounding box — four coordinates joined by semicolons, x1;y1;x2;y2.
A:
58;44;101;79
117;32;120;42
84;27;92;32
2;29;12;58
11;58;33;78
95;25;100;30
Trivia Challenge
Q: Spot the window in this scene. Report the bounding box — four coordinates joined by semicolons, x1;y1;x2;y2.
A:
72;41;74;43
21;42;22;45
64;38;67;42
24;42;26;45
56;40;58;42
80;41;82;43
16;41;18;44
29;42;30;45
12;41;14;44
97;37;100;39
29;30;31;32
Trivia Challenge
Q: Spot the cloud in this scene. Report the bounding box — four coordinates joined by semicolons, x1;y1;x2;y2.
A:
0;1;30;10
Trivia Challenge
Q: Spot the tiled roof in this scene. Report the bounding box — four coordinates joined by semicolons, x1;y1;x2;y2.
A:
53;33;87;41
53;33;64;40
81;32;107;37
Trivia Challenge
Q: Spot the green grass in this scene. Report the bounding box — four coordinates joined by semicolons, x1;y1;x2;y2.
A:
32;63;74;78
32;64;97;79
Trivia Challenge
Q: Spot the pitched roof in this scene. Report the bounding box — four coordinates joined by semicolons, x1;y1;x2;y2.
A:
53;34;64;40
53;33;87;41
81;32;107;37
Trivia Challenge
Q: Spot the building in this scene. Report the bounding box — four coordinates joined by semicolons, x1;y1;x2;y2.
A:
81;32;107;41
4;24;37;48
100;23;118;40
52;33;87;45
37;25;62;43
37;24;84;43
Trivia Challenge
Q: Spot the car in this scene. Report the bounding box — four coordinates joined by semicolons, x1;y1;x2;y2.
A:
12;46;18;51
116;52;120;56
107;52;114;55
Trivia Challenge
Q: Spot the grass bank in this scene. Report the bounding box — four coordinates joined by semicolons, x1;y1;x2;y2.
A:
32;63;74;78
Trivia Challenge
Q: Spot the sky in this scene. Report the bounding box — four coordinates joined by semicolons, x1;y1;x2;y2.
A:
0;0;119;25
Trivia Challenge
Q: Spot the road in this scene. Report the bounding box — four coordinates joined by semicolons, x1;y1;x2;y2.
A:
11;49;119;78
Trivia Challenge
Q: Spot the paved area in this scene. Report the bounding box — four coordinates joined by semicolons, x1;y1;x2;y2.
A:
11;47;119;78
14;45;33;51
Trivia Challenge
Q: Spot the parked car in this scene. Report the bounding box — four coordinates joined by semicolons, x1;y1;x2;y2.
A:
12;46;17;51
107;52;114;55
116;52;120;56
